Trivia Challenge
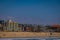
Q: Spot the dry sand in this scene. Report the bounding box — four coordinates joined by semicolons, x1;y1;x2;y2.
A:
0;32;60;38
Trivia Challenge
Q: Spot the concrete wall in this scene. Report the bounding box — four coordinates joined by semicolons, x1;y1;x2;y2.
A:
0;32;60;38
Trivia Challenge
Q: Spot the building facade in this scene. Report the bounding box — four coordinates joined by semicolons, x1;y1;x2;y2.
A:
4;20;19;32
0;20;5;31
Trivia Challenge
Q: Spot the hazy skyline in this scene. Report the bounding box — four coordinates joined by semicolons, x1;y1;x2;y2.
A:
0;0;60;25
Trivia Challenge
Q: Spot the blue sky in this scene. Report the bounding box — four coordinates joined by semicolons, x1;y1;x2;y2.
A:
0;0;60;25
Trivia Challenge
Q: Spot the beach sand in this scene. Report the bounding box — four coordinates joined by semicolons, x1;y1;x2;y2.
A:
0;32;60;38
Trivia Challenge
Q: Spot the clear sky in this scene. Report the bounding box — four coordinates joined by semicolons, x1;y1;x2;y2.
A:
0;0;60;25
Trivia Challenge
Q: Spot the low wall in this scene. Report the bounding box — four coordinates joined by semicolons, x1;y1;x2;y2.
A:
0;32;60;38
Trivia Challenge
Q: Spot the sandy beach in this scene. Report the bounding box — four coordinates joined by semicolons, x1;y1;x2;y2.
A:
0;32;60;38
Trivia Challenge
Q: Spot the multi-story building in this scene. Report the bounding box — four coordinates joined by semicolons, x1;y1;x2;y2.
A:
18;24;23;32
5;19;19;32
0;20;5;31
51;24;60;32
13;22;18;32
